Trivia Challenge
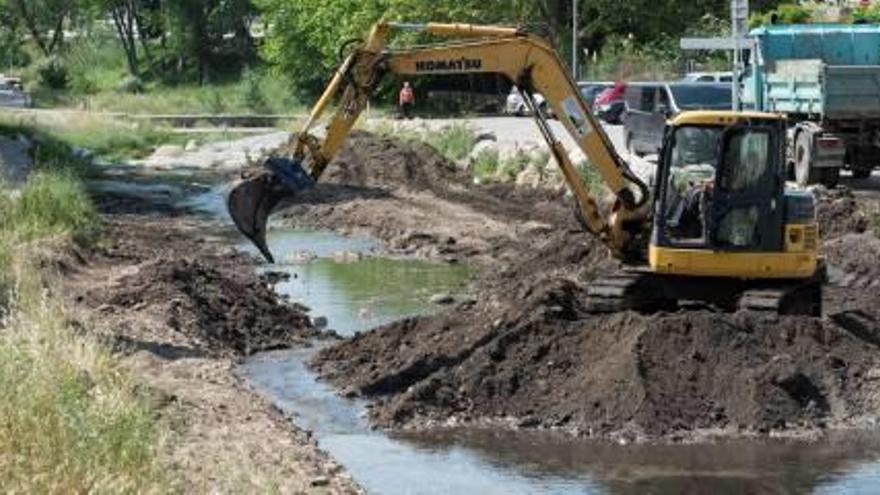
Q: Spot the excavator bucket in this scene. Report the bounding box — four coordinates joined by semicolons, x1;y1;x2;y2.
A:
227;157;315;263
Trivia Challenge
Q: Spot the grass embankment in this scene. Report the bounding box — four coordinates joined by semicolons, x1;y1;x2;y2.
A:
0;110;247;162
0;133;167;491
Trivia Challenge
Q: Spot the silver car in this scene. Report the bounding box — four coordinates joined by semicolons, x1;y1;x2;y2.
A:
0;78;31;108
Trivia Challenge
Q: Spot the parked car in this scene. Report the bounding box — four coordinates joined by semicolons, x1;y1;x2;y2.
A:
0;76;30;108
623;82;731;157
505;87;553;118
682;71;733;83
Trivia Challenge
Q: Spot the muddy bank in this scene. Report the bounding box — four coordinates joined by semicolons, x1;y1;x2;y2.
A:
62;185;360;491
313;234;880;441
69;217;323;357
297;133;880;441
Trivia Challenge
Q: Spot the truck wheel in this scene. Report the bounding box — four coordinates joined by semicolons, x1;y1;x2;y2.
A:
795;131;821;187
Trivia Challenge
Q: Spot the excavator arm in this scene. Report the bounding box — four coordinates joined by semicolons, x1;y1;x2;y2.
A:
228;22;651;263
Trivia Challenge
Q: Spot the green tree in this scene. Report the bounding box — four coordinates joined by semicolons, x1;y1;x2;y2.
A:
256;0;539;95
6;0;79;56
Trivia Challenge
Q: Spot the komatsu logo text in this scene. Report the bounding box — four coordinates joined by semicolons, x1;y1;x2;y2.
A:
415;58;483;72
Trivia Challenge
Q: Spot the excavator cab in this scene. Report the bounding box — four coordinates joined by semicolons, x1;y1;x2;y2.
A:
587;111;822;315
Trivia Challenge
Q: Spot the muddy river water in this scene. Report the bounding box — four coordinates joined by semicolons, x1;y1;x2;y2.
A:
91;166;880;494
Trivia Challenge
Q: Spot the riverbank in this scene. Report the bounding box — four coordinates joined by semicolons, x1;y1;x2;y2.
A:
0;124;361;492
61;213;359;492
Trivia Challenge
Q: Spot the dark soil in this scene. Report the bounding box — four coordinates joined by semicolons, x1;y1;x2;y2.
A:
298;131;880;441
313;225;880;440
814;186;868;239
73;215;323;358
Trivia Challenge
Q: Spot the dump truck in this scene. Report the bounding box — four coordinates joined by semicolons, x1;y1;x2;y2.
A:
743;23;880;186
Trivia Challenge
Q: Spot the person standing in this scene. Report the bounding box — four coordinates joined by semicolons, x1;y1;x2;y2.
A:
399;81;415;119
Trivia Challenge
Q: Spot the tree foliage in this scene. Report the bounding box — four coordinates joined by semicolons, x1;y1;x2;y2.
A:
7;0;81;56
257;0;744;95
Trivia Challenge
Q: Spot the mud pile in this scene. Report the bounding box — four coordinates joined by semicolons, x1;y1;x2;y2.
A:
319;131;466;192
106;255;318;355
82;218;320;356
814;186;868;239
314;227;880;440
306;131;880;440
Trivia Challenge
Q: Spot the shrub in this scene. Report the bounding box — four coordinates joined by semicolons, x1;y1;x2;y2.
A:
497;151;532;182
426;124;476;161
117;76;145;94
13;172;100;245
240;69;269;114
471;148;500;181
36;57;69;91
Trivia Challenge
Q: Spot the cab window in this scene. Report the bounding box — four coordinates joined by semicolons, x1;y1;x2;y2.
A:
662;126;721;242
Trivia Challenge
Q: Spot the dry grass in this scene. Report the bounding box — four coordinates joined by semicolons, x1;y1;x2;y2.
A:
0;141;169;492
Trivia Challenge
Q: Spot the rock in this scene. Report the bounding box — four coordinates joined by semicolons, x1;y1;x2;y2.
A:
312;316;329;329
515;164;543;188
184;139;199;152
474;131;497;143
430;293;455;305
151;145;185;158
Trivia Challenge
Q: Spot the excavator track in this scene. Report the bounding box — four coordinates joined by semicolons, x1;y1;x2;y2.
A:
585;271;673;313
738;282;822;316
586;270;823;316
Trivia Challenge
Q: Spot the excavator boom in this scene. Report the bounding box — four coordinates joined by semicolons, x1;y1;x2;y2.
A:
228;22;651;263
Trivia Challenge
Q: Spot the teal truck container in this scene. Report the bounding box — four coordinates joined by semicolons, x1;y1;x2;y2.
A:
742;23;880;186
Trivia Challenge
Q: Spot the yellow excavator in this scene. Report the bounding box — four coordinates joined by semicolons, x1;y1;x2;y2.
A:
227;21;822;315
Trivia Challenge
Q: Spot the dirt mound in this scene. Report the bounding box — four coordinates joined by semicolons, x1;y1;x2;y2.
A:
107;255;318;355
814;186;868;239
319;131;466;192
79;218;321;357
824;233;880;289
314;280;880;440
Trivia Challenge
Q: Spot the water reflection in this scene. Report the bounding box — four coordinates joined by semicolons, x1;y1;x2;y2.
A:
238;229;471;334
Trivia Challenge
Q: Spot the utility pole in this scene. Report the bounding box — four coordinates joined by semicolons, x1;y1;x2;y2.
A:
572;0;579;80
731;0;749;111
